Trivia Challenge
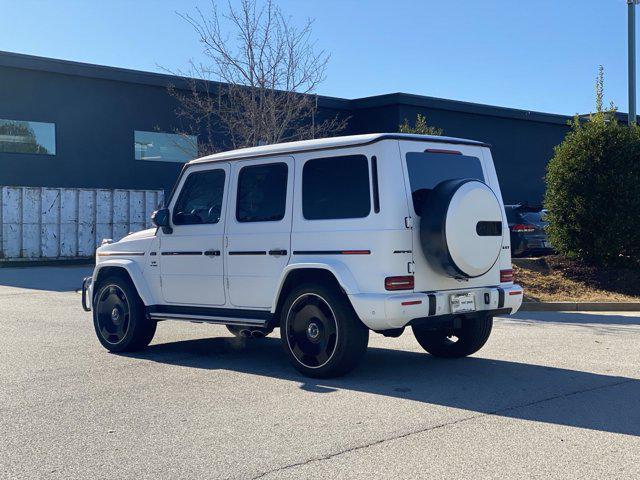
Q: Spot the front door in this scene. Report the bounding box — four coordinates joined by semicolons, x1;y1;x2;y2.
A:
225;156;293;308
160;163;230;306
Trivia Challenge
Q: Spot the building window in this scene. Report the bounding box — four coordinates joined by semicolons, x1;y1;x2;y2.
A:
134;130;197;163
236;163;288;222
0;119;56;155
302;155;371;220
173;169;226;225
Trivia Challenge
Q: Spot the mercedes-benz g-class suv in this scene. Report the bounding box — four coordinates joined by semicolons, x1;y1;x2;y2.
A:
82;133;522;377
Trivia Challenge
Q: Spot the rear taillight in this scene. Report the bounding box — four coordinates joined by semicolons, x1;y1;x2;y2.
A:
500;269;514;283
385;276;414;291
511;224;535;233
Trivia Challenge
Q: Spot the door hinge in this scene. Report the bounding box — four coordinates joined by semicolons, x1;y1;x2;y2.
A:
407;261;415;274
404;217;414;229
225;236;229;248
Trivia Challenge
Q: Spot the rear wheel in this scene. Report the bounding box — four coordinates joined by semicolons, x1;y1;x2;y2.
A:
93;275;156;352
412;314;493;358
280;283;369;378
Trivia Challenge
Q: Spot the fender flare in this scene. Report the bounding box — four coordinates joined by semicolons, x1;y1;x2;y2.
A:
93;259;154;306
270;261;360;313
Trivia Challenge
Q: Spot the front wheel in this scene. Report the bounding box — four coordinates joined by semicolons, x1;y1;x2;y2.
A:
280;283;369;378
412;314;493;358
92;275;156;352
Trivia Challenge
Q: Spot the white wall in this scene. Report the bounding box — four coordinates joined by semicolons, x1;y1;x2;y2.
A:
0;186;163;261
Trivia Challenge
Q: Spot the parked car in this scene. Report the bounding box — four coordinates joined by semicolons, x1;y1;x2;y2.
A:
82;133;523;377
505;204;553;257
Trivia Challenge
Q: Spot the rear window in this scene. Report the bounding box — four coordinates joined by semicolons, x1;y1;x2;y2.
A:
521;211;545;224
406;152;484;215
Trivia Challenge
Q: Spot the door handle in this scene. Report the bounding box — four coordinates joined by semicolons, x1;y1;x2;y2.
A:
268;249;287;256
204;250;221;257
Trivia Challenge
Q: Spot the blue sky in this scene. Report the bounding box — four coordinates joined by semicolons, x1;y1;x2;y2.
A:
0;0;636;115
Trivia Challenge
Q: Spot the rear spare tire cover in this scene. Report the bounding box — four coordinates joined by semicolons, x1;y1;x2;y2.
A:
419;178;503;278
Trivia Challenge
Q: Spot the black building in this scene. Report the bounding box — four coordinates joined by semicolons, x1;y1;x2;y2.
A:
0;50;572;204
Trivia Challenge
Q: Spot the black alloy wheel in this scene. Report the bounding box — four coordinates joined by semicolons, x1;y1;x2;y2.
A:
96;284;131;345
280;283;369;378
286;293;338;369
92;275;157;352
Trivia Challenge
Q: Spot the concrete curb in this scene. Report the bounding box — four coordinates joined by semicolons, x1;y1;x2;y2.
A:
521;302;640;312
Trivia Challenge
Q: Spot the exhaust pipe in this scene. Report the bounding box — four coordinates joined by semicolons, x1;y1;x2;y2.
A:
250;330;265;338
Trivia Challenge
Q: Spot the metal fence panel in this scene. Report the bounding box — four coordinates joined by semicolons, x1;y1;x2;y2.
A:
0;186;163;261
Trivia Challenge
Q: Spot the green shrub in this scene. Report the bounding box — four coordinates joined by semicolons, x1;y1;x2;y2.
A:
399;114;443;135
544;69;640;266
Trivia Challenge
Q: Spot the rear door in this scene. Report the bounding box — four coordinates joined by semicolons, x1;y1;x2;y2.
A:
224;156;294;308
398;141;501;291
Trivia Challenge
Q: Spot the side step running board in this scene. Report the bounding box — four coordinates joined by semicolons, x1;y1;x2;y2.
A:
148;312;269;328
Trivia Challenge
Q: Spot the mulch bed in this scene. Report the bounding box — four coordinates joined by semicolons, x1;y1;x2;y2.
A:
512;255;640;303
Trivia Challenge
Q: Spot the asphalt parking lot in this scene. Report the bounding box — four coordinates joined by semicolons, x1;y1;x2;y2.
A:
1;266;639;480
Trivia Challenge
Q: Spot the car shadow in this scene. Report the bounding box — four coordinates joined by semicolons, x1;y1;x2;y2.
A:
0;265;93;292
126;335;640;437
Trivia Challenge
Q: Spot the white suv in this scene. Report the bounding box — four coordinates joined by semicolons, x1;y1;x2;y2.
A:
82;133;522;377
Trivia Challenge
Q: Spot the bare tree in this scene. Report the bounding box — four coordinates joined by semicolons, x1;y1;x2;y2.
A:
167;0;348;155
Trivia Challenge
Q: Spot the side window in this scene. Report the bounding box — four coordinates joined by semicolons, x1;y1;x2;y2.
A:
236;162;288;222
173;169;226;225
302;155;371;220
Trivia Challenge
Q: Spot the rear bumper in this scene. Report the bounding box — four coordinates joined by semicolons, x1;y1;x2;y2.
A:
512;234;553;256
348;284;523;331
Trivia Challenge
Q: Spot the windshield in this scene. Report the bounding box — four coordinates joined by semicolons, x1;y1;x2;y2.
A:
405;152;484;215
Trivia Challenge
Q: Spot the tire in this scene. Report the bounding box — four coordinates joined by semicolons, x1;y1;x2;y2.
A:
226;325;273;338
280;283;369;378
412;314;493;358
92;275;156;353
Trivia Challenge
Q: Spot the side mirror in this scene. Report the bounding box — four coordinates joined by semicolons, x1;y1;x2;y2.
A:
151;208;173;234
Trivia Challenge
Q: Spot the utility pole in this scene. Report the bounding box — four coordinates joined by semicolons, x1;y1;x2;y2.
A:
628;0;639;125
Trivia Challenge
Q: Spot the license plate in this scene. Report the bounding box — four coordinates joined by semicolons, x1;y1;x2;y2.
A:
450;292;476;313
